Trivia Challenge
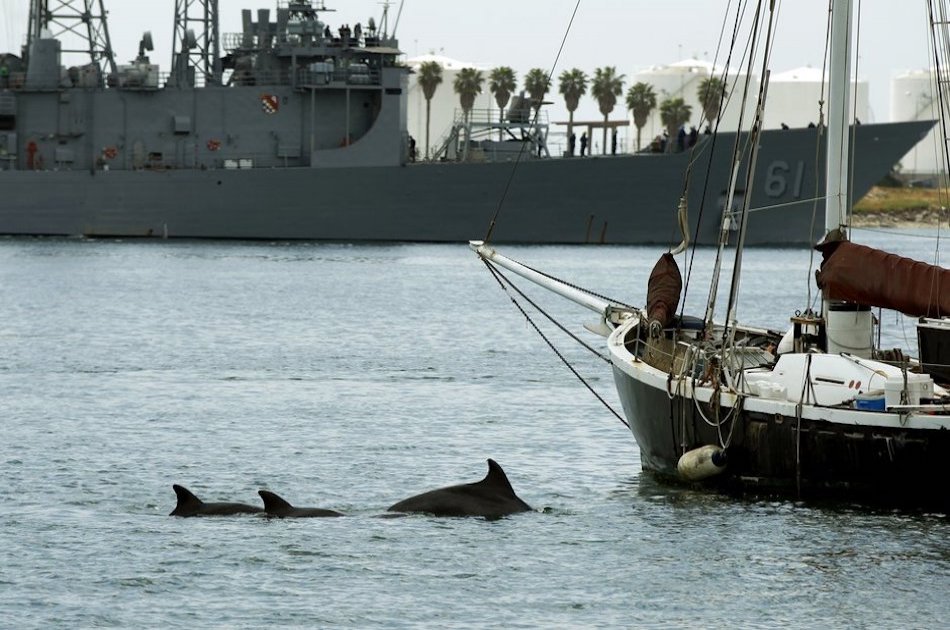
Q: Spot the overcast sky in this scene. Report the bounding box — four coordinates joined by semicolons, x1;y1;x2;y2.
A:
0;0;932;123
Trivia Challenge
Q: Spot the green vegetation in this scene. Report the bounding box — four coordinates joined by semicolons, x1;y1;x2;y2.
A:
489;66;517;139
591;66;625;155
558;68;588;144
853;186;943;213
524;68;552;116
626;82;657;152
697;76;726;128
418;61;443;160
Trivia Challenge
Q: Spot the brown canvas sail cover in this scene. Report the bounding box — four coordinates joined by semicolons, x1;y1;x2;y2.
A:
816;240;950;317
647;253;683;328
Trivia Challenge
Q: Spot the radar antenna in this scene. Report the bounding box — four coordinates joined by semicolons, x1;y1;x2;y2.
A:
377;0;403;43
25;0;117;75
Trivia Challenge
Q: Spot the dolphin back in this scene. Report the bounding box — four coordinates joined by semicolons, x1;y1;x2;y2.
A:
482;459;520;497
170;484;263;517
170;484;203;516
258;490;345;518
387;459;532;518
258;490;294;513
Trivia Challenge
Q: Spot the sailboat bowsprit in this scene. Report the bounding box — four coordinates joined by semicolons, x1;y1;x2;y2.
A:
472;0;950;511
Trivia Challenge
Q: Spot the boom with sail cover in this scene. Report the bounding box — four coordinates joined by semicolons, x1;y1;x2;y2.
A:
817;239;950;318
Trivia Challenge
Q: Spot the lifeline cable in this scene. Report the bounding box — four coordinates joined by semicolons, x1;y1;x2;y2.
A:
482;260;609;364
481;258;630;428
482;0;582;244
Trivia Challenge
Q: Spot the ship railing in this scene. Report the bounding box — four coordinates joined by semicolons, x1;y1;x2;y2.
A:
4;67;379;91
149;66;380;88
276;0;329;10
430;124;463;161
429;108;552;162
471;107;549;128
0;93;14;115
5;70;104;90
1;71;28;90
132;149;308;171
296;67;381;86
157;71;208;88
222;31;376;54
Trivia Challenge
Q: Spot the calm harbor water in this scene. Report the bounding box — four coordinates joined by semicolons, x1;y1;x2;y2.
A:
1;229;947;628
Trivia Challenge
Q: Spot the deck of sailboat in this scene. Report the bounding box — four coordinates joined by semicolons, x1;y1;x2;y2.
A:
607;313;950;508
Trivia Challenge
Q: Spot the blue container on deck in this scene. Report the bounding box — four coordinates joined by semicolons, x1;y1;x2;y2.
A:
854;390;886;411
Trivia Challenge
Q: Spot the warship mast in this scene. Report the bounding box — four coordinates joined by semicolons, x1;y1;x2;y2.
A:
170;0;222;87
25;0;117;77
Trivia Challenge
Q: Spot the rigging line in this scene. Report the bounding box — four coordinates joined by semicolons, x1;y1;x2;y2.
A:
697;2;762;324
805;0;836;310
679;0;750;248
681;0;751;317
925;0;948;264
666;0;737;248
926;0;948;312
699;0;765;333
483;260;610;364
849;0;863;237
722;0;781;350
746;195;828;213
481;0;582;245
843;0;861;240
480;259;630;429
934;2;950;265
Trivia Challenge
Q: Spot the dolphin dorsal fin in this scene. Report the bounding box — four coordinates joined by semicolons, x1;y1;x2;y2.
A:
258;490;293;511
482;459;517;496
172;484;203;511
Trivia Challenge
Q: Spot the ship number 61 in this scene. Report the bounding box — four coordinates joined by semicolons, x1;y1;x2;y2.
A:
764;160;806;198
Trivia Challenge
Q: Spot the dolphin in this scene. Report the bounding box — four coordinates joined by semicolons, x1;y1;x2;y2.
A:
387;459;532;519
169;484;263;517
257;490;345;518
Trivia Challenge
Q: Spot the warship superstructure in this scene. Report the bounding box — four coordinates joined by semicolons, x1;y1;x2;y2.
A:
0;1;933;245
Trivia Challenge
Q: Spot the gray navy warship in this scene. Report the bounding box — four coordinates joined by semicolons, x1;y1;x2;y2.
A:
0;1;933;245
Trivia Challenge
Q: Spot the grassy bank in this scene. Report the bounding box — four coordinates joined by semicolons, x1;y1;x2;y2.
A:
852;186;947;226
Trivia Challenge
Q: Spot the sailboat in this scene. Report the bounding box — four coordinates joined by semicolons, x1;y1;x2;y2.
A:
471;0;950;510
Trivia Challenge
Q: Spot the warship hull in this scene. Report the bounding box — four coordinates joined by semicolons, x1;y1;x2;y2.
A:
0;120;931;245
0;0;931;246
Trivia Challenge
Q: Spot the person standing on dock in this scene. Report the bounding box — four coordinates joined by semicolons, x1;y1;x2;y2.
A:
580;132;588;157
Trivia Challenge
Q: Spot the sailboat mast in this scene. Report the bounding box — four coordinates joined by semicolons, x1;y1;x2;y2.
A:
825;0;854;234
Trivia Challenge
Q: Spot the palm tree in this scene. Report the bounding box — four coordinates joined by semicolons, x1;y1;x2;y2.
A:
625;82;657;152
523;68;551;117
417;61;443;160
697;76;727;128
558;68;588;152
659;97;693;152
591;66;625;155
454;67;484;158
489;66;517;140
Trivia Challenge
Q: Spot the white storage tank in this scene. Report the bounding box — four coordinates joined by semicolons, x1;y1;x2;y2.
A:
766;66;869;129
891;69;942;178
628;58;755;151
